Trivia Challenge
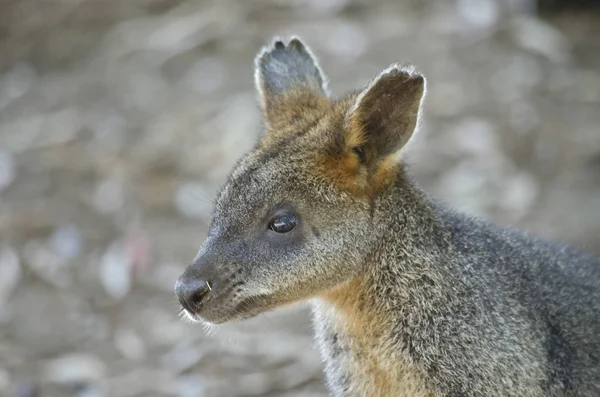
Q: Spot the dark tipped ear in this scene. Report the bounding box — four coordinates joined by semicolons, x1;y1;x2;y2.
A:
255;37;329;126
255;37;327;98
347;65;426;162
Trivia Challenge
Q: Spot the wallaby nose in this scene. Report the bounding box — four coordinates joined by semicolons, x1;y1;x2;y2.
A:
175;277;212;312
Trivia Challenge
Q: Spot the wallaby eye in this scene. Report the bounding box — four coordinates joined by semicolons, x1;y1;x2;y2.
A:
269;213;297;233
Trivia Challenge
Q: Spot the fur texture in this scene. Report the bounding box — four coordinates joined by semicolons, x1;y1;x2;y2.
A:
176;37;600;396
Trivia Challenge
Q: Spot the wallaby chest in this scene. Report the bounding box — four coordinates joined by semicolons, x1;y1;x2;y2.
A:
312;285;434;397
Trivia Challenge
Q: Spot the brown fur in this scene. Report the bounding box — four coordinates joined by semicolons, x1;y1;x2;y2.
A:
308;96;403;198
259;88;331;146
319;278;434;397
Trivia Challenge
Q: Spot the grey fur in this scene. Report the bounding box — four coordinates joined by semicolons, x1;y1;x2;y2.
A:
176;37;600;396
255;37;328;98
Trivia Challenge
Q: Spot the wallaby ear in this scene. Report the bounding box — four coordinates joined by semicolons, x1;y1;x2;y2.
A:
255;37;329;128
346;65;426;163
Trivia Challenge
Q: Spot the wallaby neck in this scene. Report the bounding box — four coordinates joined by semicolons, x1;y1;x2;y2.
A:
311;175;453;396
372;173;450;255
317;171;451;317
316;172;459;336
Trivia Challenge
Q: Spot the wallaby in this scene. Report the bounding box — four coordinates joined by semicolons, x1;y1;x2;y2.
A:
175;37;600;396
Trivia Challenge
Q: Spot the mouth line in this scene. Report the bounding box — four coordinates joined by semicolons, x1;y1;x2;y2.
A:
177;292;273;324
179;295;199;314
179;307;201;322
228;293;278;319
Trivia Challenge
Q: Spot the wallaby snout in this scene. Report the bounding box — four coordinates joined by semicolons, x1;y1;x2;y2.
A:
175;273;211;320
175;246;247;324
175;251;218;322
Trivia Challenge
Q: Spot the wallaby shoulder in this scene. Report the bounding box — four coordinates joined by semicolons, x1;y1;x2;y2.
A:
439;205;600;393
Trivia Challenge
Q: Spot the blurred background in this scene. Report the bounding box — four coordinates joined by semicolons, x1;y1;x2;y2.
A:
1;0;599;396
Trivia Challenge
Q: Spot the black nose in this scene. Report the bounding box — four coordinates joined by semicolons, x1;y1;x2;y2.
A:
175;277;212;312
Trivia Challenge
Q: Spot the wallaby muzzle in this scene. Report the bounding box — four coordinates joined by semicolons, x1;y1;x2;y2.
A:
175;252;224;320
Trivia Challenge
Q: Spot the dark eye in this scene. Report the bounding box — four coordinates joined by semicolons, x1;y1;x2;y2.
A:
269;213;297;233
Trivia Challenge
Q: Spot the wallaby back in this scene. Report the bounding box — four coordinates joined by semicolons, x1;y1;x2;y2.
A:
175;37;600;396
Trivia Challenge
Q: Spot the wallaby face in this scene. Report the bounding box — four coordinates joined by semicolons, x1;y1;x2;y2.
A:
175;38;425;325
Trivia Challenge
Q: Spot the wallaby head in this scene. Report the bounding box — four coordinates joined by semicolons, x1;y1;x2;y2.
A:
175;37;426;324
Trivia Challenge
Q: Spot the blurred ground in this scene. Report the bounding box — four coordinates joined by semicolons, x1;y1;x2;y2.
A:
1;0;599;396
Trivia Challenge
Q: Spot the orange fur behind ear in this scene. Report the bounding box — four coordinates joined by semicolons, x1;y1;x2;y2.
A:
315;150;366;196
313;144;400;198
345;113;368;151
309;97;402;198
370;155;400;194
